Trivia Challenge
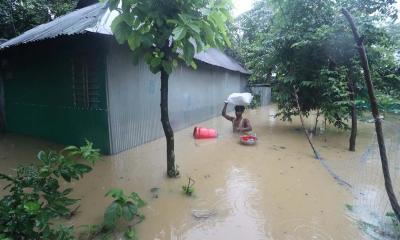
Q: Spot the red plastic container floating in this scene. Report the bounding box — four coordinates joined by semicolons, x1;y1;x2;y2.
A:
193;127;218;139
240;135;257;145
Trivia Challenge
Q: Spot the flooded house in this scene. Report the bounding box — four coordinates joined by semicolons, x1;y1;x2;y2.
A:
0;2;249;154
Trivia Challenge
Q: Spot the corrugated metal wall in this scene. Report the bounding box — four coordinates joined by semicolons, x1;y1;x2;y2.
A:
106;43;244;154
2;36;111;153
249;85;272;106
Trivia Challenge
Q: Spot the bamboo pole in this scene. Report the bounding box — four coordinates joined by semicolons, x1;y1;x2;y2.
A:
342;8;400;222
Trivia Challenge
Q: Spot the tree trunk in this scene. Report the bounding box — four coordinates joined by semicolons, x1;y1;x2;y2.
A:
266;68;272;83
160;69;178;177
294;88;320;159
348;76;357;151
342;8;400;222
324;118;327;142
313;109;320;134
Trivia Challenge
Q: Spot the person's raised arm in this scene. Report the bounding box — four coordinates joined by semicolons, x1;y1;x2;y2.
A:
222;102;234;121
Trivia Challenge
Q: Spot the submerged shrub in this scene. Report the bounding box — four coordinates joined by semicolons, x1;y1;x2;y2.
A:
0;141;101;239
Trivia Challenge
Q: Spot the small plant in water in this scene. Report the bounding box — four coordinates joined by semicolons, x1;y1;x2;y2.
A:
0;141;100;239
103;188;145;238
150;187;160;199
182;177;195;196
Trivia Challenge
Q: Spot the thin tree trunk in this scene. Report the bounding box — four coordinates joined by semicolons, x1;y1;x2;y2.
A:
313;109;320;134
348;76;357;151
324;118;327;142
160;69;178;177
266;68;272;83
294;87;319;159
342;8;400;222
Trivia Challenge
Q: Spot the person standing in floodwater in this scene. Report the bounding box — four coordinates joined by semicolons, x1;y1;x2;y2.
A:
222;102;252;133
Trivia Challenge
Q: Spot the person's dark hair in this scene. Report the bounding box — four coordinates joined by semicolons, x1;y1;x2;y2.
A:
235;105;245;112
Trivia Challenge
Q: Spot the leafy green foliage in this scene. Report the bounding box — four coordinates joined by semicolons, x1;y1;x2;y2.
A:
356;93;400;115
230;0;400;128
0;142;101;239
123;227;137;240
103;189;145;230
182;185;194;196
0;0;78;39
108;0;232;74
249;94;261;109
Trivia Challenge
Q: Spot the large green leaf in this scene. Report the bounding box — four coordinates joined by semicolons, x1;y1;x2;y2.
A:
209;11;227;33
105;188;124;199
127;33;142;51
23;201;40;214
111;15;131;44
173;26;187;41
190;61;197;70
186;21;200;34
122;202;137;221
150;56;162;69
194;36;206;53
129;192;145;207
104;202;122;229
182;40;195;64
203;23;216;47
162;60;173;74
74;164;92;176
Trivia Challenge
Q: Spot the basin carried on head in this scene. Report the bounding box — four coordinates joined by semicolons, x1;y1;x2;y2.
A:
193;127;218;139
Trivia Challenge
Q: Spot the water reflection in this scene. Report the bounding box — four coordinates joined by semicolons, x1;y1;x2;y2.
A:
178;167;266;240
0;105;373;240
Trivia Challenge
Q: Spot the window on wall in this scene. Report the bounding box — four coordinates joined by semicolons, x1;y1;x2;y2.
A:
72;55;100;109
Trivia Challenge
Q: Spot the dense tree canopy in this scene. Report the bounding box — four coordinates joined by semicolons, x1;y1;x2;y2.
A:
230;0;400;127
0;0;78;39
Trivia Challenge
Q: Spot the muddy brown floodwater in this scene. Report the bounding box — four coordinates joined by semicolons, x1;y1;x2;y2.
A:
1;105;399;240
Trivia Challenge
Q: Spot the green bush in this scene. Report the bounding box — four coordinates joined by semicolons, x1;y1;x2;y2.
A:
103;189;145;239
0;141;100;239
249;94;262;109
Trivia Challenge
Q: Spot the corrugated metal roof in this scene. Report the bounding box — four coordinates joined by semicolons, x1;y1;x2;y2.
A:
195;48;248;74
0;2;249;74
0;3;108;49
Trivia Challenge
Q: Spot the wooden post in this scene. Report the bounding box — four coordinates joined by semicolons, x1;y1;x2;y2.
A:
342;8;400;222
